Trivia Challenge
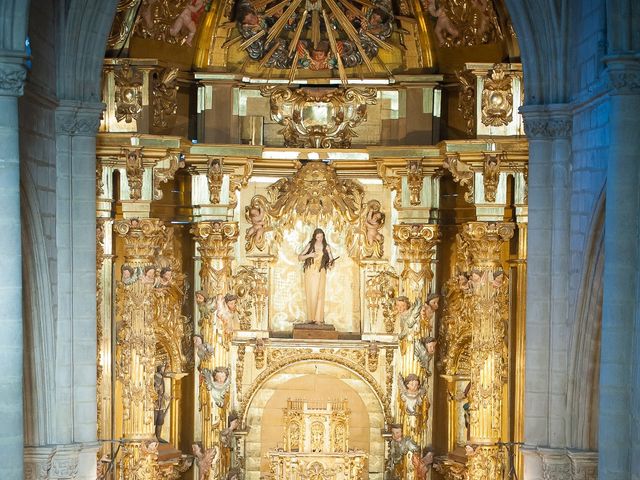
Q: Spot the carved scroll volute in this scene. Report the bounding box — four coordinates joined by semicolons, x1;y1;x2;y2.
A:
407;159;424;205
482;152;505;203
442;153;474;203
123;147;144;201
113;218;167;438
393;224;440;301
460;221;514;480
153;151;185;200
191;221;240;297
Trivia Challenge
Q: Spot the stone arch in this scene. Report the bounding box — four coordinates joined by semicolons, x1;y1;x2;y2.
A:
20;171;56;446
566;188;604;450
56;0;119;102
243;359;386;479
505;0;569;104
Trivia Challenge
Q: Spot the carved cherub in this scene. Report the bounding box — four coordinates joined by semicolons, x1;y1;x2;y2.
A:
426;0;460;45
397;373;428;416
193;334;215;363
244;196;270;251
384;424;420;480
121;265;138;285
201;366;231;408
412;448;434;480
195;290;216;320
397;297;422;343
220;411;240;448
414;336;437;373
169;0;206;46
365;201;385;249
192;443;220;480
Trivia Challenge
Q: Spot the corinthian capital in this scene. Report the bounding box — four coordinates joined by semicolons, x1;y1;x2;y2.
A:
393;223;439;263
191;221;239;258
114;218;167;262
461;222;514;266
0;58;27;97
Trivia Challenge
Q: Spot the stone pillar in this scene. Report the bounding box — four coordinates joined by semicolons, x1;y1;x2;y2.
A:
462;222;514;480
191;221;239;449
0;51;27;480
599;56;640;480
114;218;167;477
520;105;573;479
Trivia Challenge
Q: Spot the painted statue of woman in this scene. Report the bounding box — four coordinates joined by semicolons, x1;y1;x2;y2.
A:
298;228;334;324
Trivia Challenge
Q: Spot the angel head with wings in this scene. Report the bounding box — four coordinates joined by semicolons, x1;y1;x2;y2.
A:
397;373;428;415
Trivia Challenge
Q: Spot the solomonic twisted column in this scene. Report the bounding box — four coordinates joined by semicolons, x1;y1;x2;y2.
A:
461;222;514;480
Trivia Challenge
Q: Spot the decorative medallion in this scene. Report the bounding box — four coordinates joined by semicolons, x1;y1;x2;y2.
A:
481;64;513;127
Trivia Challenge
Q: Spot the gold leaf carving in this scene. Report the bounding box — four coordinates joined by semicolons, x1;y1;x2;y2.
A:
267;161;364;230
114;61;143;123
442;153;474;203
123;147;144;201
206;157;224;204
152;67;179;129
482;152;505;202
262;86;377;148
456;69;476;136
481;64;513;127
153;151;185;200
407;159;424;205
365;268;399;333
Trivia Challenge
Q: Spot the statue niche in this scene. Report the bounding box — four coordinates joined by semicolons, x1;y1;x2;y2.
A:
247;160;389;333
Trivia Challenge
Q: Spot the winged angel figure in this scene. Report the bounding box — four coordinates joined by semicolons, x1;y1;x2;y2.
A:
397;373;428;416
201;367;231;408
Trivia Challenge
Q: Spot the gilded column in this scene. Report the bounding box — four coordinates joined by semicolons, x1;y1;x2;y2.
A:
191;221;239;450
462;222;514;480
114;218;167;476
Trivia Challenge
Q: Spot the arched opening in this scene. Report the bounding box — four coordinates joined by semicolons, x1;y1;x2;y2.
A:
244;360;386;479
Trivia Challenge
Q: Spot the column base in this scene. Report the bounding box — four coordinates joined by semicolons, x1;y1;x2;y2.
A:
24;442;100;480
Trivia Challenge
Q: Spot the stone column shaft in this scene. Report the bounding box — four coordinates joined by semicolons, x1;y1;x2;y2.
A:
0;55;26;480
599;56;640;480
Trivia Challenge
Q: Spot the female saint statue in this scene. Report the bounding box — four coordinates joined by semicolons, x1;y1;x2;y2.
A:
298;228;334;324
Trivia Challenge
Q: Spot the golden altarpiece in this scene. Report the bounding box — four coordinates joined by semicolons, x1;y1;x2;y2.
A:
97;1;526;480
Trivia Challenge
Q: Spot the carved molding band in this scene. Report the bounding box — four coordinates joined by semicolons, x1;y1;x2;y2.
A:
604;56;640;95
55;102;104;136
521;105;572;139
